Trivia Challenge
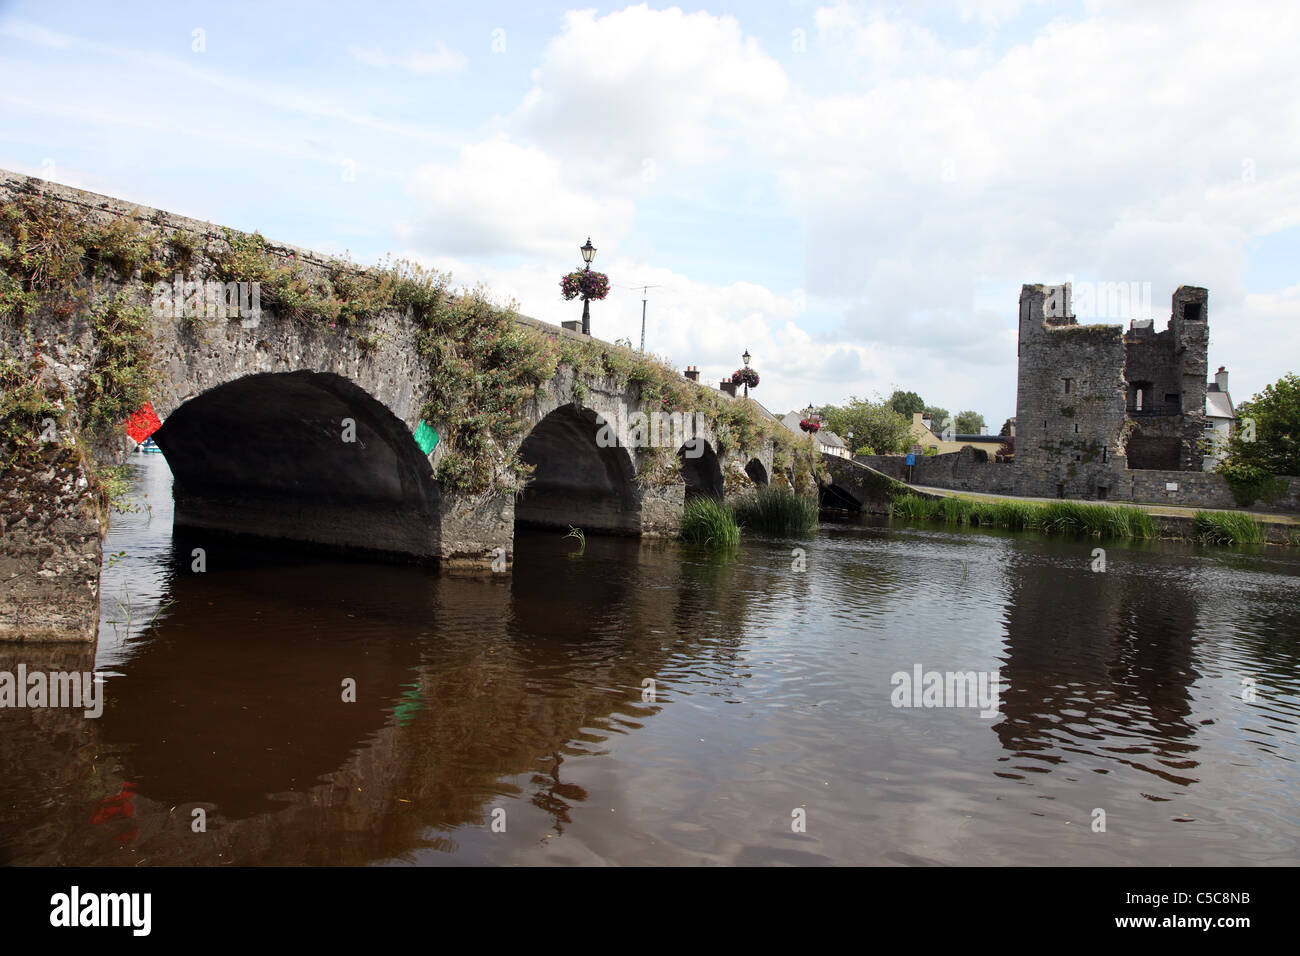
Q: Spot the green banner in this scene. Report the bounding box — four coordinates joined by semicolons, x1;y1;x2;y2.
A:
414;420;439;455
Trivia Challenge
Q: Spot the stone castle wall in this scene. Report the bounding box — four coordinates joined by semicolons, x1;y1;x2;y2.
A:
1013;282;1210;499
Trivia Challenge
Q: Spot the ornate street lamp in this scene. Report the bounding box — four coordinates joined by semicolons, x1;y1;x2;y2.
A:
731;349;759;398
580;238;596;335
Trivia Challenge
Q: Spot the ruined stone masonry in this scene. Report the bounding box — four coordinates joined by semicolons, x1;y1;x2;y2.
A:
1014;282;1210;500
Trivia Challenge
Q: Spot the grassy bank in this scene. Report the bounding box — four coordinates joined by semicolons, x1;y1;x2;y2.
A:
890;493;1158;540
1192;510;1265;546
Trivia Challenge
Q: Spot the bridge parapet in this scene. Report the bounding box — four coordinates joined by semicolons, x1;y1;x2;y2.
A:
0;172;789;639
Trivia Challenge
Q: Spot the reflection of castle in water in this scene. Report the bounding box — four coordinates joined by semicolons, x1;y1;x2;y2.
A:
995;546;1202;786
0;528;769;865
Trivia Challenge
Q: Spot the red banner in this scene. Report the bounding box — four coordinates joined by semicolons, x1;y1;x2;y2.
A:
124;402;162;443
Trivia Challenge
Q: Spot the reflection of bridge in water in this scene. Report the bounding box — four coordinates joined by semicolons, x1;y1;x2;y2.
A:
0;527;772;865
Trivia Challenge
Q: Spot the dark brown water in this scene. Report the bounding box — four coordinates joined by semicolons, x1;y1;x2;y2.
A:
2;455;1298;865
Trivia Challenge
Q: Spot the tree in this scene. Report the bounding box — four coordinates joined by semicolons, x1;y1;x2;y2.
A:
955;410;986;435
999;418;1014;437
886;389;925;417
820;396;912;455
1217;372;1300;503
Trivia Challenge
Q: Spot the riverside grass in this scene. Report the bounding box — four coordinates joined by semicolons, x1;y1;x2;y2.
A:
889;493;1158;541
730;486;819;534
1192;510;1265;546
679;496;741;550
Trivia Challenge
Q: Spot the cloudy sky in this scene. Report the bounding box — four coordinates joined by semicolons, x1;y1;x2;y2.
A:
2;0;1296;424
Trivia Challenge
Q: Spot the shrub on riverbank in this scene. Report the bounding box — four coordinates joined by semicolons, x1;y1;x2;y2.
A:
1192;510;1264;546
731;486;819;534
889;493;1157;540
679;496;740;550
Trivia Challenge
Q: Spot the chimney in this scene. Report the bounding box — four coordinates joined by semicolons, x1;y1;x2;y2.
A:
1215;366;1229;394
719;380;737;397
684;365;699;382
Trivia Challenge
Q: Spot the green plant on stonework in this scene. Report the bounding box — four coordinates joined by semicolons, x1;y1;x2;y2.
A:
420;290;562;495
1217;459;1286;508
0;354;68;467
0;196;181;318
88;462;137;515
565;526;586;555
355;328;392;353
80;292;156;440
0;194;91;310
212;229;334;326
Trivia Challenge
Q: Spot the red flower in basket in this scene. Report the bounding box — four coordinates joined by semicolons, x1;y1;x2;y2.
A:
800;418;821;433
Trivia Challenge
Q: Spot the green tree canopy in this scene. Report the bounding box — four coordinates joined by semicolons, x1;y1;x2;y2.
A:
820;396;913;454
955;410;987;434
999;418;1014;437
886;389;925;417
1222;373;1300;476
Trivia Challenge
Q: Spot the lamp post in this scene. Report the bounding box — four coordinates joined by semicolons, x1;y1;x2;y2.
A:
847;431;854;458
580;237;596;336
741;348;752;397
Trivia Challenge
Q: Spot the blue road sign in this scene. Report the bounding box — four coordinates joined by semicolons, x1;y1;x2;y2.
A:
906;454;916;466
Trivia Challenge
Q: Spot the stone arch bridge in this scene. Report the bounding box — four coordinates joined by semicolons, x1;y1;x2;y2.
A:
0;175;780;640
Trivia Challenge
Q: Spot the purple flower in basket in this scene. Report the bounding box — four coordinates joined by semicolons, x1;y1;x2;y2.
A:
560;270;610;301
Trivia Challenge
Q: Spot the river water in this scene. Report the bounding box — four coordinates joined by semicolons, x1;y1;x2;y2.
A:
2;454;1297;865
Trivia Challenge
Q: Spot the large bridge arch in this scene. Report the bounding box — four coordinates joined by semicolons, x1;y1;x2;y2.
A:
514;403;641;535
152;371;441;557
678;438;724;501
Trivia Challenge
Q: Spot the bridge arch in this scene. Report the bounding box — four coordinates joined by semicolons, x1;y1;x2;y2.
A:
515;403;640;534
819;483;863;512
152;371;440;557
744;458;769;486
678;438;723;501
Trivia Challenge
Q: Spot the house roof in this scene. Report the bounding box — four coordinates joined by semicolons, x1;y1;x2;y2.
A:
1206;391;1234;420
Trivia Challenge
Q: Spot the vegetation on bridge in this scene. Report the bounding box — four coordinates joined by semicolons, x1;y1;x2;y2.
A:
0;190;825;500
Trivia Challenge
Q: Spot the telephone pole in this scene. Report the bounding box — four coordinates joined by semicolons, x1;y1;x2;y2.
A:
625;284;660;352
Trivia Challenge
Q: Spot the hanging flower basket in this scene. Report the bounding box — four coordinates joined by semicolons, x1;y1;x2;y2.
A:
560;270;610;301
800;418;821;433
731;367;760;389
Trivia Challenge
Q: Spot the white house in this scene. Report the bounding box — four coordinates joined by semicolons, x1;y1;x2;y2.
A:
1203;366;1235;471
780;411;850;458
